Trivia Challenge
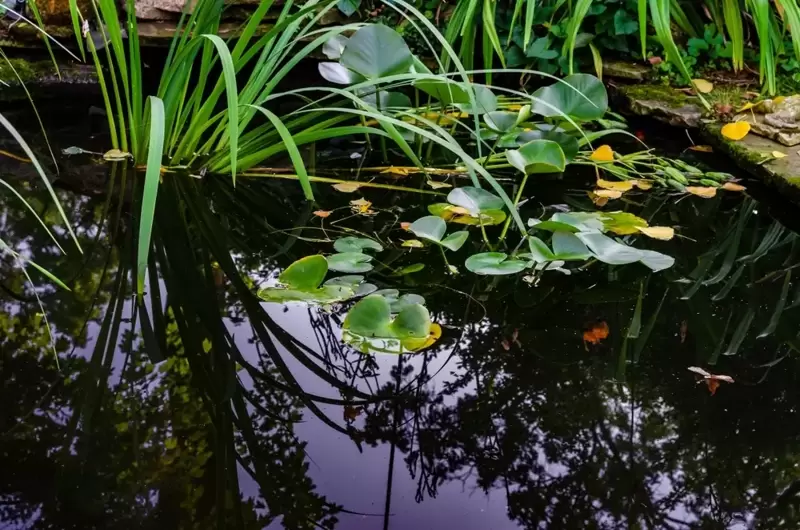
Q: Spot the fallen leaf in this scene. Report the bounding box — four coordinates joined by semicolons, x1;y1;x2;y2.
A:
417;323;442;350
332;182;362;193
692;79;714;93
402;239;424;248
587;191;609;206
427;180;452;189
381;166;412;176
593;189;624;199
737;102;756;112
721;122;751;141
774;96;786;105
688;145;713;153
688;366;734;395
680;320;688;343
590;144;614;162
722;182;746;192
583;321;610;348
400;222;412;231
772;150;788;159
648;56;663;65
313;210;332;218
685;186;718;198
350;198;372;214
103;149;133;161
633;180;653;190
596;178;634;191
636;226;675;240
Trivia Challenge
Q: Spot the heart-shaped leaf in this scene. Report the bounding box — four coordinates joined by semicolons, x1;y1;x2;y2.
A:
465;252;527;275
483;111;519;133
440;230;469;251
340;24;413;79
576;232;675;271
526;236;556;262
530;73;608;121
506;139;567;175
552;231;592;260
327;252;374;273
334;236;384;253
318;62;364;85
389;304;431;339
279;255;328;290
516;128;579;160
344;295;393;336
447;187;504;214
414;79;498;114
409;215;447;242
322;35;348;59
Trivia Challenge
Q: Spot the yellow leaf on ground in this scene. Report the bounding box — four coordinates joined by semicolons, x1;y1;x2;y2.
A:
590;144;614;162
332;182;362;193
593;189;624;198
737;102;756;112
722;182;746;192
313;210;332;218
633;180;653;190
772;150;788;159
596;178;634;191
692;79;714;93
427;180;452;189
721;122;751;141
637;226;675;240
688;145;713;152
686;186;718;198
402;239;424;248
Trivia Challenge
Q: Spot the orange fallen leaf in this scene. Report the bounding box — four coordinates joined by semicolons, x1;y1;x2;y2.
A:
590;144;614;162
721;122;751;141
688;145;713;153
688;366;734;395
587;191;609;206
313;210;332;218
400;222;412;231
686;186;718;198
596;178;634;191
350;198;372;214
722;182;746;192
583;321;610;348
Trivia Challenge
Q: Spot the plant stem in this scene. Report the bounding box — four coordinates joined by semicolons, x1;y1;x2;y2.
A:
499;171;529;242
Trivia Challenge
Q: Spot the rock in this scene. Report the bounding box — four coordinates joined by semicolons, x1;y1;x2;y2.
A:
610;83;703;128
740;95;800;146
602;61;651;82
0;58;97;101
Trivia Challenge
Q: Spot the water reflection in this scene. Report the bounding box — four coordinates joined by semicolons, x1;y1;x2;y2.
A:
1;143;800;530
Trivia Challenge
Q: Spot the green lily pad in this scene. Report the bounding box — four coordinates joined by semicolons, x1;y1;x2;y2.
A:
552;231;592;260
447;187;504;214
526;236;556;262
344;294;432;341
441;231;469;251
327;252;374;273
601;211;648;235
516;128;579;160
575;232;675;271
340;24;413;79
483;111;519;133
257;285;354;304
506;139;566;175
409;216;447;242
334;236;384;253
465;252;528;275
550;212;605;232
414;79;498;114
528;219;580;233
393;263;425;276
279;255;328;290
530;73;608;121
428;203;506;226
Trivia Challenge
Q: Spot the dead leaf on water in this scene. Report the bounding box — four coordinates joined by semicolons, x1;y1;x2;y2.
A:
633;180;653;190
583;321;610;349
692;79;714;93
688;366;734;396
722;182;746;192
636;226;675;240
103;149;133;161
427;180;452;189
590;144;614;162
402;239;424;248
332;182;362;193
587;191;609;206
685;186;718;198
350;198;374;214
593;189;624;199
313;210;332;218
721;122;751;141
381;166;412;176
596;178;634;191
688;145;713;153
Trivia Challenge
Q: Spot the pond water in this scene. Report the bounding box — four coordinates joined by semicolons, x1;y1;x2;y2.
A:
2;107;800;530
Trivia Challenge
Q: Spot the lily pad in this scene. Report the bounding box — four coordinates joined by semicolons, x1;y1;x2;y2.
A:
465;252;528;275
343;294;432;346
414;79;498;114
428;203;506;226
516;129;579;160
530;73;608;121
506;139;567;175
483;111;519;133
334;236;384;253
279;255;328;290
318;62;364;85
440;231;469;251
340;24;413;79
552;231;592;260
409;215;447;242
576;232;674;271
447;187;505;214
326;252;374;273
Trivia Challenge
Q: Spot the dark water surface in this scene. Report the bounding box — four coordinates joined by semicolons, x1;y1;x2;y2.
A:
2;108;800;530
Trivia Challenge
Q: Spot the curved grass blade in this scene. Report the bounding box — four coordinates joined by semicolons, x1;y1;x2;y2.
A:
201;34;239;184
758;270;792;338
137;96;165;297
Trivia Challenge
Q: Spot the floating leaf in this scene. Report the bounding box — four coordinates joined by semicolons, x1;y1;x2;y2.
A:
340;24;413;79
583;321;610;346
313;210;332;218
465;252;527;275
722;182;746;191
596;178;633;191
552;231;591;260
103;149;132;161
576;232;675;271
692;79;714;93
334;236;383;253
515;128;580;161
414;79;498;114
441;231;469;251
393;263;425;276
686;186;718;198
333;182;363;192
318;62;363;84
409;215;446;242
400;222;411;230
530;73;608;121
633;180;653;190
326;252;374;273
603;211;648;235
590;144;614;162
688;366;734;395
688;145;713;152
279;255;328;290
349;198;374;214
483;111;519;132
636;226;675;240
447;187;504;214
593;189;623;199
721;122;750;141
427;180;452;189
506;139;567;174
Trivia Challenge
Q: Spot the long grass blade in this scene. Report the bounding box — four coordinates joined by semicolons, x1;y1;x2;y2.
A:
201;34;239;184
136;96;165;297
